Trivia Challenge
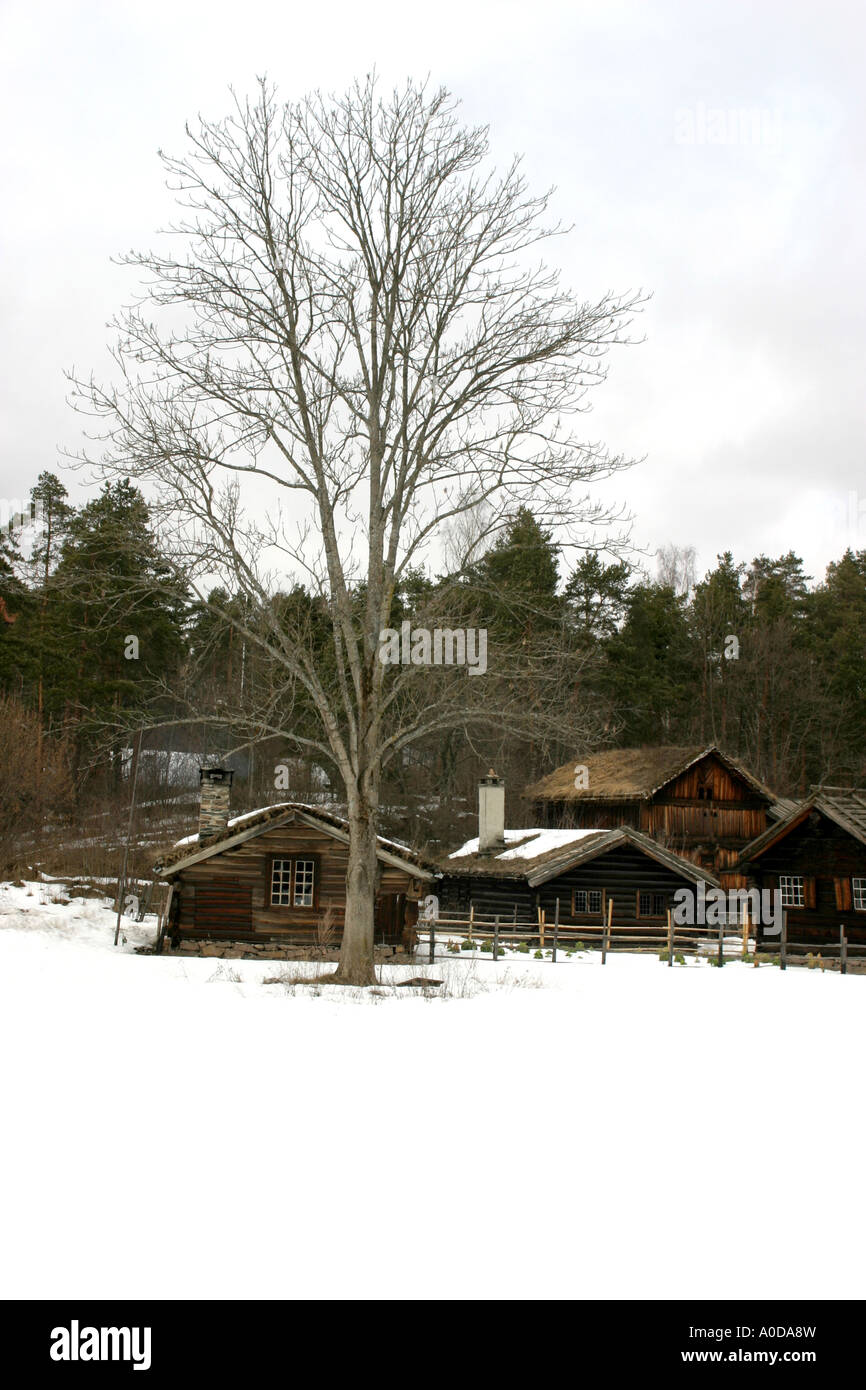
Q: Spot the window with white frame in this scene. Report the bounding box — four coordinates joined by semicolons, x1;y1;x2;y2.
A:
779;875;804;908
270;857;316;908
853;878;866;911
271;858;293;906
293;859;315;907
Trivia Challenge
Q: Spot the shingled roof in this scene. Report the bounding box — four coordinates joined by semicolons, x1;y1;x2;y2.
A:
524;744;775;804
154;802;436;880
739;787;866;863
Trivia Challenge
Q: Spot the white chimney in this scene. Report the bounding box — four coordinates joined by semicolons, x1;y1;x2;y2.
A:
478;769;505;853
199;767;234;842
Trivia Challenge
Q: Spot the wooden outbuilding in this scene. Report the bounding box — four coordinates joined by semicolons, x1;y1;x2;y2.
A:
737;789;866;945
154;769;434;951
525;744;775;882
439;790;717;937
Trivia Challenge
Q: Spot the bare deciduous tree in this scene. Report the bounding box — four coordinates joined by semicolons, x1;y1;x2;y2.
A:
71;77;644;983
656;543;697;598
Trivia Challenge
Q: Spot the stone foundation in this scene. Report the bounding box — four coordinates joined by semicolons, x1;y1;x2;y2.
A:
151;937;412;962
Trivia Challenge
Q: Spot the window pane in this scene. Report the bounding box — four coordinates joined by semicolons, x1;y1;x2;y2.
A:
639;892;651;916
271;858;293;906
588;890;602;914
294;859;315;907
853;878;866;911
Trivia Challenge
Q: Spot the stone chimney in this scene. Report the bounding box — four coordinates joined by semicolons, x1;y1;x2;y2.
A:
198;767;234;843
478;768;505;854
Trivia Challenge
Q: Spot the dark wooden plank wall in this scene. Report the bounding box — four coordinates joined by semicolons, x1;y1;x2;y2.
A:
439;845;702;929
531;800;641;831
641;756;768;850
747;813;866;942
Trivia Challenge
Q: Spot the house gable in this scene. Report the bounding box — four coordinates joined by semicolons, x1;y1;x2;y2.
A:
157;803;434;883
738;793;866;940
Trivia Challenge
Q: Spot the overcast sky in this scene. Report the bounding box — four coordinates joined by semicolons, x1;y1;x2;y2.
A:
1;0;864;586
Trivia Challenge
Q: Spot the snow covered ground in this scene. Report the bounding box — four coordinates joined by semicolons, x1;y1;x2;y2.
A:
0;879;864;1300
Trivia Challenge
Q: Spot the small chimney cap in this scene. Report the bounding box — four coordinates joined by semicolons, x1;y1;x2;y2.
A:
199;766;234;784
480;768;500;783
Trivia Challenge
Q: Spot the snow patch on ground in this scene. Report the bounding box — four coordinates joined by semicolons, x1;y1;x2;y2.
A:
0;879;864;1300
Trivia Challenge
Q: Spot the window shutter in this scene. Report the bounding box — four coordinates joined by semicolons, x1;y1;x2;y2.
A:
834;877;852;911
803;877;817;909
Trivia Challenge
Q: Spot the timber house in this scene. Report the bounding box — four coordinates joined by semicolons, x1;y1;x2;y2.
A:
436;771;717;934
525;745;775;883
737;788;866;945
155;768;434;950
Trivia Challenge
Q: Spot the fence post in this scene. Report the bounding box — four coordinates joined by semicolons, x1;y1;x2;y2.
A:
493;915;500;963
553;898;559;963
717;913;725;968
468;904;474;946
667;908;674;967
602;898;612;965
429;913;436;964
742;907;750;959
538;906;545;950
840;923;848;976
780;911;787;971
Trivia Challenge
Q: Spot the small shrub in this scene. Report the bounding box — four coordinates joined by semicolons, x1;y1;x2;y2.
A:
447;941;460;954
460;938;475;951
516;942;530;954
533;949;544;959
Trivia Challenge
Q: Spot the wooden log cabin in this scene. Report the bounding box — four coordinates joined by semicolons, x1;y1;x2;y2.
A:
154;768;434;951
737;789;866;946
437;771;717;935
524;745;775;883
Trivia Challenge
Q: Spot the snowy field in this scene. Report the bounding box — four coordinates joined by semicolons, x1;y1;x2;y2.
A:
1;879;864;1301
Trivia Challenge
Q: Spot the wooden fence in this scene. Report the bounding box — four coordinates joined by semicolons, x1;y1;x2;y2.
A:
417;901;866;974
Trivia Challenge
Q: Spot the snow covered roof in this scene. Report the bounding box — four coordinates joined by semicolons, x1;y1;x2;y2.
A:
155;802;434;879
449;828;602;861
442;824;716;887
443;826;612;878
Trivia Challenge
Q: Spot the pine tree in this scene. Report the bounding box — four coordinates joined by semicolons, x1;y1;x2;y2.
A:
564;551;631;644
53;480;188;791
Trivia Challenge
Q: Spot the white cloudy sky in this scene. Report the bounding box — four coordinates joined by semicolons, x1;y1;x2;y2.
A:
1;0;864;585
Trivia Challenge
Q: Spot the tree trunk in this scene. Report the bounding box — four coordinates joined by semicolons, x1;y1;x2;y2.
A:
332;799;380;985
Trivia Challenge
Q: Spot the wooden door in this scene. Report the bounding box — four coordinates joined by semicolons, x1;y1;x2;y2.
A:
375;893;406;944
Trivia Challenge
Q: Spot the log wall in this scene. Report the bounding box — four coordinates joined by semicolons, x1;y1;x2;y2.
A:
439;845;702;930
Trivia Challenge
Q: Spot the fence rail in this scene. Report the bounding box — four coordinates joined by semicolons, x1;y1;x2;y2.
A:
418;901;863;973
